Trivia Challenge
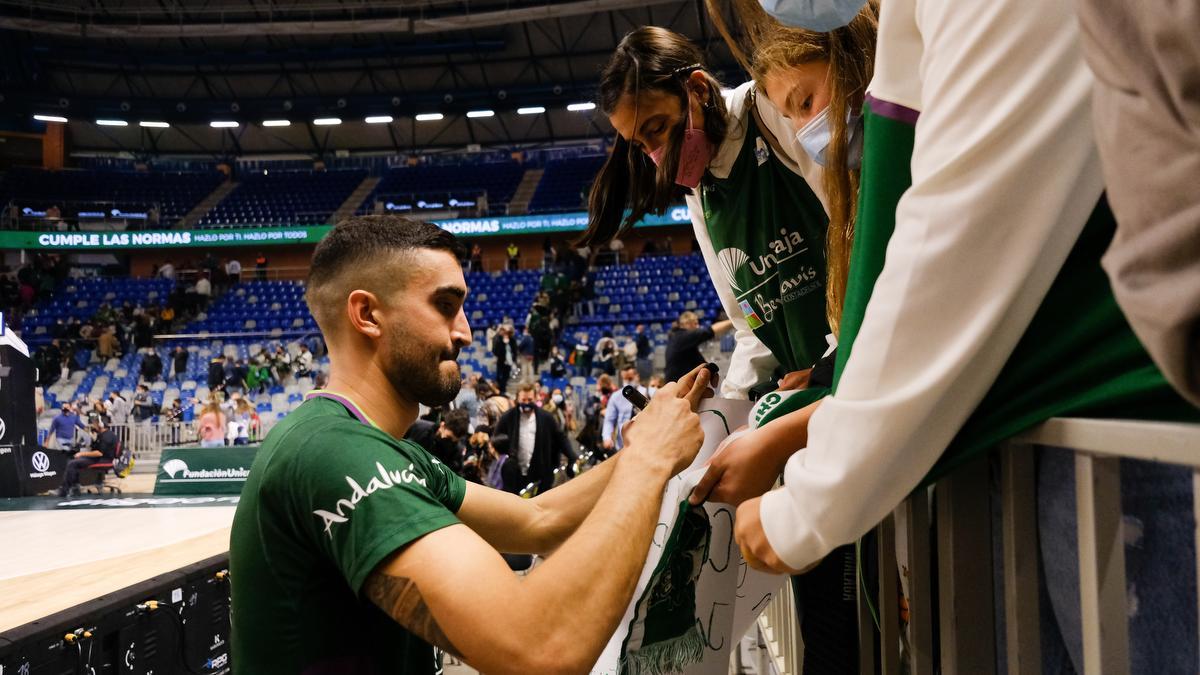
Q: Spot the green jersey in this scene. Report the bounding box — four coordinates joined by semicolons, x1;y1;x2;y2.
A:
230;392;467;674
700;90;831;376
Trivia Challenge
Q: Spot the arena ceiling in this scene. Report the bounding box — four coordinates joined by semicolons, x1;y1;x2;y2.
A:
0;0;742;158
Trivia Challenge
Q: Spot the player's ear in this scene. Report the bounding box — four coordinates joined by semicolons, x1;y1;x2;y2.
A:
346;289;383;339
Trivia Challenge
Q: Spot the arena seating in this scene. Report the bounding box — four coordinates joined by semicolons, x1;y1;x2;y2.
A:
356;161;525;217
199;169;367;228
21;252;727;436
527;156;606;214
185;280;316;335
19;277;175;340
0;167;223;225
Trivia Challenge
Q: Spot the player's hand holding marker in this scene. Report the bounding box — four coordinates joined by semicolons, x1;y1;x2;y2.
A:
623;363;715;477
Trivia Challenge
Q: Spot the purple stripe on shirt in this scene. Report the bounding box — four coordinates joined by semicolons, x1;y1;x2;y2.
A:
305;391;372;426
865;94;920;125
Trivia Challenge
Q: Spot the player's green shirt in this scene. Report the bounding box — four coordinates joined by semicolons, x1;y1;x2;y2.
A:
230;393;467;674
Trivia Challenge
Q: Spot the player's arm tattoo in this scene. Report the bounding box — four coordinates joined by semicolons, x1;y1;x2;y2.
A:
364;572;462;658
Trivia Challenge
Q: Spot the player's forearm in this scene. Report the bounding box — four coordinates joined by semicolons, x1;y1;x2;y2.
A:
519;449;674;672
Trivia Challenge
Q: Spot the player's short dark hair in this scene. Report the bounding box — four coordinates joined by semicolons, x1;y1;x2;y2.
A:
308;215;464;291
306;215;465;331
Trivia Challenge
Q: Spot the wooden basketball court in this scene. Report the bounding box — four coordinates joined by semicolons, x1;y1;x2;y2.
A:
0;473;234;633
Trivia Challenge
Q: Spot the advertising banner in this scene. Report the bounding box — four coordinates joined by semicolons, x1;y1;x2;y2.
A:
0;206;692;250
154;446;260;496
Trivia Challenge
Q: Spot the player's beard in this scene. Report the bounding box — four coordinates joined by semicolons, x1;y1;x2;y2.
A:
382;323;462;407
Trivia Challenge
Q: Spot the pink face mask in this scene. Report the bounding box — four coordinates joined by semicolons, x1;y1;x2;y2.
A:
645;93;713;190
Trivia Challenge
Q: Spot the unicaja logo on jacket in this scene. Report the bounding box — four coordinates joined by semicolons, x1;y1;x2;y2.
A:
716;248;750;292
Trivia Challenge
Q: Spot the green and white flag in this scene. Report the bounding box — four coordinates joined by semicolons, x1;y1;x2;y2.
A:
591;399;785;675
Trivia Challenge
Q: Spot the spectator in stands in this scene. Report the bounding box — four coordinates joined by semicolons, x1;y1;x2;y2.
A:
138;347;163;384
231;358;250;394
543;388;569;435
469;244;483;273
453;373;482;430
226;257;243;285
549;346;568;378
255;252;269;280
229;398;254;446
433;409;471;473
197;400;226;448
506;241;520;270
495;382;577;494
270;345;292;384
594;331;617;377
133;316;154;350
158;259;176;281
604;237;625;266
207;354;226;392
664;311;732;382
576;373;615;453
516;326;536;384
246;355;272;395
57;417;118;498
569;335;591;375
132;384;156;423
45;404;86;450
294;343;314;378
603;366;646;454
479;432;516;492
477;379;512;429
194;272;212;308
96;325;119;360
172;346;189;383
634;324;653;381
105;390;130;427
647;374;664;398
490;324;516;394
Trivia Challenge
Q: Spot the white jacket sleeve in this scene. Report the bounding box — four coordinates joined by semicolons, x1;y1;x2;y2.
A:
758;0;1106;568
686;191;780;399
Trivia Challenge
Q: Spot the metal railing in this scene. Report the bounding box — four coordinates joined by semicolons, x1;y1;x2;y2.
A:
102;418;280;470
755;416;1200;675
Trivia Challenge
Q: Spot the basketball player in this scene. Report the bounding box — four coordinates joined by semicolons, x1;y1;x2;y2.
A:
230;215;711;674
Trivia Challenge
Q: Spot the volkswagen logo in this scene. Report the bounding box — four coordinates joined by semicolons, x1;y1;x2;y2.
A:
0;416;6;441
32;451;50;473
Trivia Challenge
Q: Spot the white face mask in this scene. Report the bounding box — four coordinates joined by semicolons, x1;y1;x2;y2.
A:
795;107;863;169
760;0;866;31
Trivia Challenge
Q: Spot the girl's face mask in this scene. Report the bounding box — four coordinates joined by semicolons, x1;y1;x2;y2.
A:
795;107;864;169
644;91;714;189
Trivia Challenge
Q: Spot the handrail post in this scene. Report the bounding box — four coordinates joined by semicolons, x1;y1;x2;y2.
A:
1000;442;1041;675
905;488;935;674
937;455;996;674
878;514;900;675
858;533;877;675
1075;453;1129;675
